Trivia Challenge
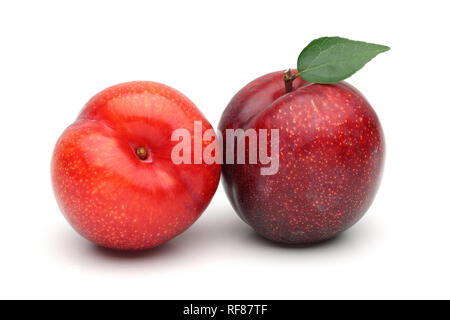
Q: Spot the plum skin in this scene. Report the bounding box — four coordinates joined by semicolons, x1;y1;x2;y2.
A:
219;71;384;244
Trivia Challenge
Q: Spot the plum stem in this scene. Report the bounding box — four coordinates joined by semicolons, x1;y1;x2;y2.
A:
283;69;297;93
136;146;147;160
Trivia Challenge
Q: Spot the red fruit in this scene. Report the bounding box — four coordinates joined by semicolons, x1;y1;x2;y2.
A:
219;71;384;244
51;81;220;250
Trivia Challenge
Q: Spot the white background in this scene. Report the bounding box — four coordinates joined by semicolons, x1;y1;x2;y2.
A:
0;0;449;299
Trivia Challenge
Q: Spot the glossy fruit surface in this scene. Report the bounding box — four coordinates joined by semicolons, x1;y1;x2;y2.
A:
219;71;384;244
52;81;220;250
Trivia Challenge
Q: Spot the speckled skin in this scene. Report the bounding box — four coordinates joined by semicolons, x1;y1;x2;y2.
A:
51;81;221;250
219;71;384;244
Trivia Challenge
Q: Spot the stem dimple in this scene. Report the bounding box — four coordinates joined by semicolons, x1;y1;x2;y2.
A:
136;146;147;160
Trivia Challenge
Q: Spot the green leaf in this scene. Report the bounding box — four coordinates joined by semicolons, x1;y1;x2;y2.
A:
297;37;390;84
